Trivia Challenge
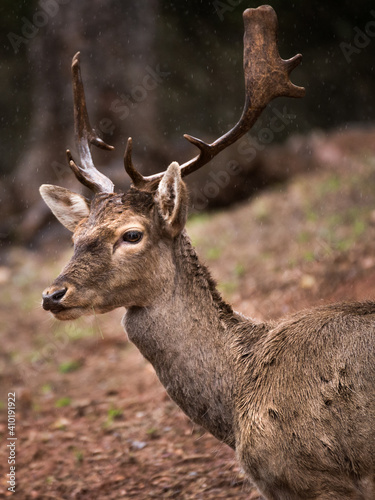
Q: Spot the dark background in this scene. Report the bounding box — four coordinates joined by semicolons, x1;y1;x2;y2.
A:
1;0;374;247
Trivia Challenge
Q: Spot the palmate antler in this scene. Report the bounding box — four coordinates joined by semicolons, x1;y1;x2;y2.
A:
67;5;305;194
124;5;305;190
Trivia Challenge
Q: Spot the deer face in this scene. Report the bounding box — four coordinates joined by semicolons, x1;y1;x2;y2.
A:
40;23;304;320
40;163;188;320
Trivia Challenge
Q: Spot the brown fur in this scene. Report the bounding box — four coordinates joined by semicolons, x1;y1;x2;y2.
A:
40;168;375;499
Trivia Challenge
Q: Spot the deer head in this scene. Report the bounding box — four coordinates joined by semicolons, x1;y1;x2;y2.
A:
40;5;304;320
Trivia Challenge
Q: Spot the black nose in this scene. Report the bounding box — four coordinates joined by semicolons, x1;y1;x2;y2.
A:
42;288;67;311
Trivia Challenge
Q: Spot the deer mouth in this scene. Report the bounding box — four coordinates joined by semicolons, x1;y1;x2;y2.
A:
42;294;117;321
54;305;117;321
43;303;87;321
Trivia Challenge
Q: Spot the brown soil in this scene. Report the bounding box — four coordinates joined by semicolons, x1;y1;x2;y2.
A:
1;128;375;499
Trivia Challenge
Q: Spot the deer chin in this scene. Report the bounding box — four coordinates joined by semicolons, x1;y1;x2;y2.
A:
51;303;118;321
50;306;88;321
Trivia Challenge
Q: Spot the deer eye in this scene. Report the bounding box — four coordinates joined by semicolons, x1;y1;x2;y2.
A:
122;230;143;244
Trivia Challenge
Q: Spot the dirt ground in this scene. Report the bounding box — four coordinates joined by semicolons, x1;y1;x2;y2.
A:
1;128;375;499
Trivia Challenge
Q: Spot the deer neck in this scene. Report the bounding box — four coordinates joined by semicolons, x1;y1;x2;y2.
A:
123;230;248;448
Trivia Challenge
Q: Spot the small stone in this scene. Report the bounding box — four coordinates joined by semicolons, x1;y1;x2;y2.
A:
300;274;316;289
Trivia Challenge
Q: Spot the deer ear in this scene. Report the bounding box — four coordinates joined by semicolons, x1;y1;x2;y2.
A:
155;162;188;237
39;184;90;232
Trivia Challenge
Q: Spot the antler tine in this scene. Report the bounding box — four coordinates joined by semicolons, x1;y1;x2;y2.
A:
67;52;115;194
130;5;305;188
123;137;148;189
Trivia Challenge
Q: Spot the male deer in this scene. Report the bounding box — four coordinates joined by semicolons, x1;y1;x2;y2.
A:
39;6;375;500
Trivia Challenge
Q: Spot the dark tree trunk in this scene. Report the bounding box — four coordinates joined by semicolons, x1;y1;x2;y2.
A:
10;0;161;242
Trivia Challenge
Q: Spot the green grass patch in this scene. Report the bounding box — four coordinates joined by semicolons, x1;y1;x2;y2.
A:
41;383;53;395
234;262;246;278
206;246;222;260
55;397;71;408
187;212;211;227
58;359;82;374
303;250;315;263
103;406;124;428
218;280;238;297
317;174;341;197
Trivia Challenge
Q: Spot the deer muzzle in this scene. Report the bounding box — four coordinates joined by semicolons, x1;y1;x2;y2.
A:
42;286;68;313
41;277;112;320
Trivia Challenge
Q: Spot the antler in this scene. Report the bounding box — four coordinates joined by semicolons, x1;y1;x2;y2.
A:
125;5;305;189
66;52;115;194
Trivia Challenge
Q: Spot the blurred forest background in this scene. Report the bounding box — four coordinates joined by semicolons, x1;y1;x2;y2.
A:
0;0;374;249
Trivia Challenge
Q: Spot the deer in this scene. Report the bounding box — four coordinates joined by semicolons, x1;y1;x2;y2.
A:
39;5;375;500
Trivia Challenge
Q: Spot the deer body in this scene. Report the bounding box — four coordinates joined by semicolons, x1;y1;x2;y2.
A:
235;304;375;499
38;6;375;499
